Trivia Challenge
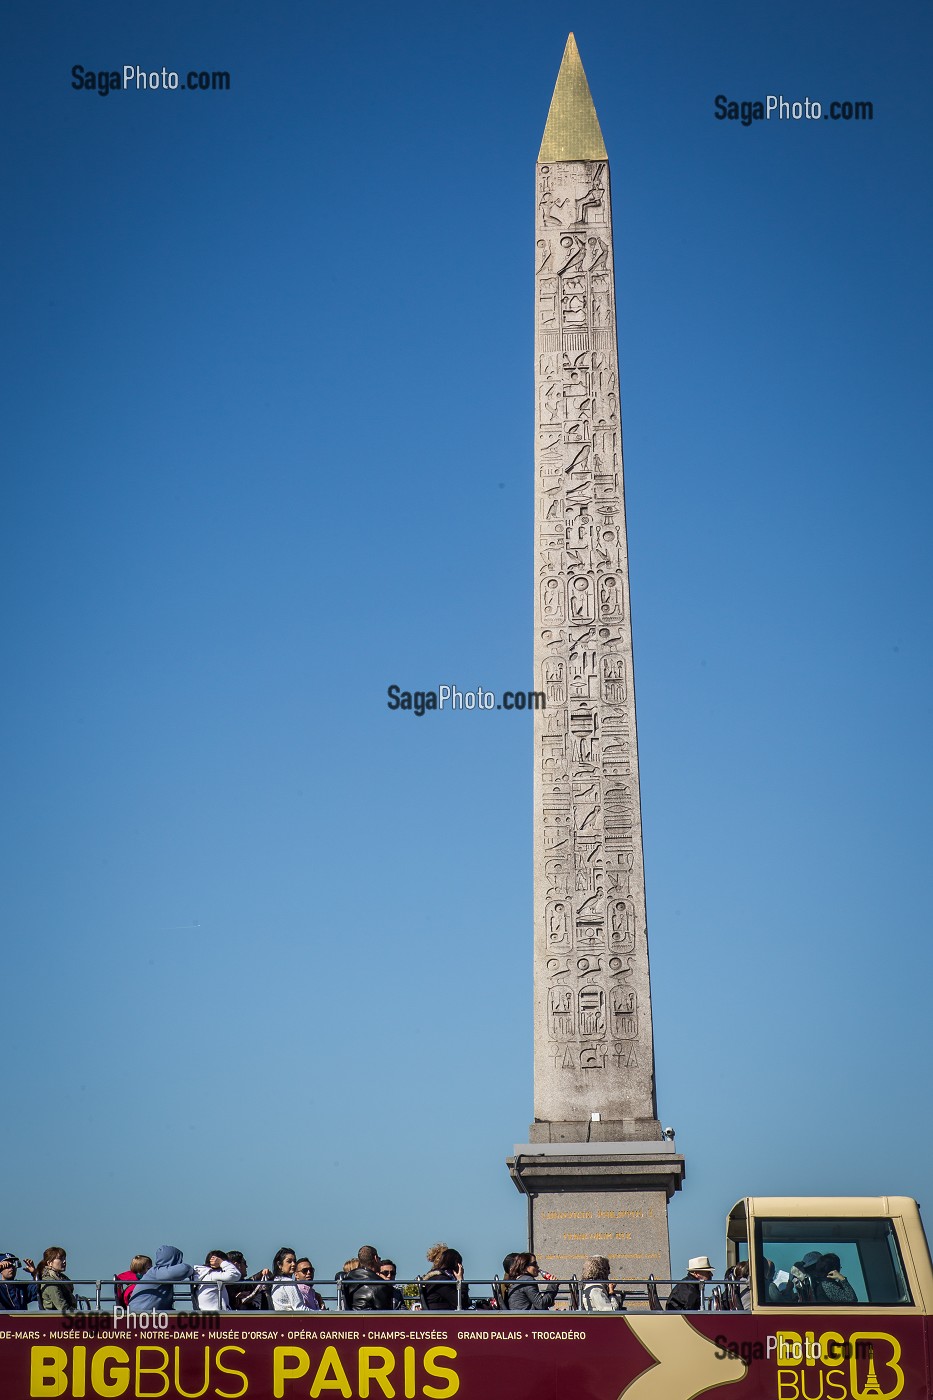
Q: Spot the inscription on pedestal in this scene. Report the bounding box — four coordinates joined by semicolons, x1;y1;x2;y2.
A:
531;1188;672;1282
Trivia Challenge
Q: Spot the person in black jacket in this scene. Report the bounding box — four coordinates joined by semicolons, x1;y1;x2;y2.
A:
342;1246;394;1311
665;1255;714;1311
504;1253;559;1311
377;1260;407;1311
0;1254;38;1310
226;1251;272;1310
423;1249;470;1311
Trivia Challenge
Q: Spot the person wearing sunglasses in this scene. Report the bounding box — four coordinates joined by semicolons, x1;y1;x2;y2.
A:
378;1259;406;1311
295;1259;326;1310
503;1253;558;1311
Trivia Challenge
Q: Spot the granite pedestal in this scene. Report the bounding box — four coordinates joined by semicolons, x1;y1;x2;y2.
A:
508;1141;684;1282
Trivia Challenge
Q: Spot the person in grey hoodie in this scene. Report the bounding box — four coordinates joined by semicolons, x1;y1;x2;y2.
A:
126;1246;196;1312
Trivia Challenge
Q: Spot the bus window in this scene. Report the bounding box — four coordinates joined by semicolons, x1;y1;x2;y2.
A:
755;1218;913;1307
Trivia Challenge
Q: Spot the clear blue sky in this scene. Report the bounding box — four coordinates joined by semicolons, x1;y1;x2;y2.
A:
3;0;931;1288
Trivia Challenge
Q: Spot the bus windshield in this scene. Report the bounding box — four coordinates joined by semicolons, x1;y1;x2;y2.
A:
755;1216;913;1306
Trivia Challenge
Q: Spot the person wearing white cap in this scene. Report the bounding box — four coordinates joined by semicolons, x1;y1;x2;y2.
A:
665;1255;714;1311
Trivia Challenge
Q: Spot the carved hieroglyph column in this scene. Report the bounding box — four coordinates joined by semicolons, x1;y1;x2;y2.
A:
509;35;683;1283
532;33;657;1142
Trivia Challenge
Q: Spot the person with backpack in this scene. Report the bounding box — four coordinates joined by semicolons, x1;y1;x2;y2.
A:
581;1256;625;1311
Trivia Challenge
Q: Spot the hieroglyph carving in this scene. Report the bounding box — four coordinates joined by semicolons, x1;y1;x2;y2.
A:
534;159;655;1120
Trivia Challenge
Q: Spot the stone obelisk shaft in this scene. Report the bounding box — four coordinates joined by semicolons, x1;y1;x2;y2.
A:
510;37;683;1280
532;35;658;1142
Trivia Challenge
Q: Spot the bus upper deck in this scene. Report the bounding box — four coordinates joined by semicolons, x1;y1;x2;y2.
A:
2;1196;930;1399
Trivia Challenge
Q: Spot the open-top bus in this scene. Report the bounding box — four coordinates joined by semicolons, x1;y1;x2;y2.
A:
3;1196;930;1399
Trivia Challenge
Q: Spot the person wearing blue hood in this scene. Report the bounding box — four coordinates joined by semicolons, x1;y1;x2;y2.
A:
126;1246;197;1313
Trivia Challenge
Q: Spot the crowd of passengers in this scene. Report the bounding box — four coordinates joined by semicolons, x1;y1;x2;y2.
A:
0;1243;856;1313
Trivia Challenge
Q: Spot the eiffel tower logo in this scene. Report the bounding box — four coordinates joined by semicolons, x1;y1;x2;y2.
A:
860;1344;884;1397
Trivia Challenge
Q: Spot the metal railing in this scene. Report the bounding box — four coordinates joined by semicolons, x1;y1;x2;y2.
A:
0;1274;745;1314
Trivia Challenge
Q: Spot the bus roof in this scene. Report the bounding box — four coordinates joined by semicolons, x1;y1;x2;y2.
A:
730;1196;923;1219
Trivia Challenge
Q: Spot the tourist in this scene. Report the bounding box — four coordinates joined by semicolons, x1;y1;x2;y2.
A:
424;1243;447;1283
788;1259;815;1303
802;1252;858;1305
127;1246;197;1313
295;1259;326;1310
503;1253;559;1311
762;1257;792;1304
194;1250;240;1311
335;1259;359;1310
271;1247;313;1311
226;1251;272;1310
0;1254;38;1310
665;1255;714;1311
342;1246;394;1311
423;1248;470;1311
378;1259;406;1310
493;1254;518;1309
37;1247;77;1312
114;1255;152;1309
730;1260;751;1311
581;1256;625;1311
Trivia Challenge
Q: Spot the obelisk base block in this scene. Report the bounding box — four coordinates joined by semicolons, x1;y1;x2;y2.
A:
507;1142;685;1285
528;1118;663;1144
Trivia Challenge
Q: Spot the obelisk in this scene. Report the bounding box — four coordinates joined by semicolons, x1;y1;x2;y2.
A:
508;34;684;1284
